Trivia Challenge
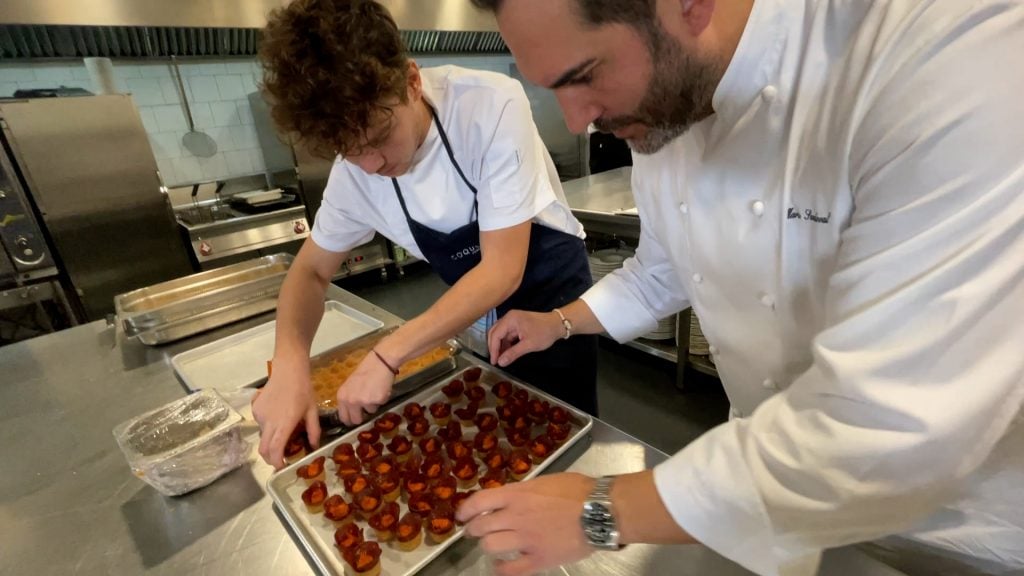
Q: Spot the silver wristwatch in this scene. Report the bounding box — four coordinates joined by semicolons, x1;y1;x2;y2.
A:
581;476;625;550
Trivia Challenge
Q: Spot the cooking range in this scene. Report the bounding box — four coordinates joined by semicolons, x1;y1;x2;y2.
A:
175;190;310;270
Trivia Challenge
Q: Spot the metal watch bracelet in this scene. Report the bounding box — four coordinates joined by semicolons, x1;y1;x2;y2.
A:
581;475;625;550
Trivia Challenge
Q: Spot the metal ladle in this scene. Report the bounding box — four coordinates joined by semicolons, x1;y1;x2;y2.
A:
171;55;217;158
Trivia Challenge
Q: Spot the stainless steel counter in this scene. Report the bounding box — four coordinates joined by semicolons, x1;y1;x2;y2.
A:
561;167;640;238
0;285;899;576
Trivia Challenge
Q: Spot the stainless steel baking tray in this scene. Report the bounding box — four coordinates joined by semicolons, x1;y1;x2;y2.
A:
114;253;293;345
310;327;460;432
267;358;593;576
171;301;385;393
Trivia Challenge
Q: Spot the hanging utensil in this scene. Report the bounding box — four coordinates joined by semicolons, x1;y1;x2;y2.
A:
170;55;217;158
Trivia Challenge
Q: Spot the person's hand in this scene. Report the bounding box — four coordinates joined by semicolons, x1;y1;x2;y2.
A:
458;472;596;576
252;356;321;470
335;350;396;426
487;310;564;367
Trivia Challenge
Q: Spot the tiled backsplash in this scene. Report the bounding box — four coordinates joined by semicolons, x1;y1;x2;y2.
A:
0;59;264;187
0;55;525;188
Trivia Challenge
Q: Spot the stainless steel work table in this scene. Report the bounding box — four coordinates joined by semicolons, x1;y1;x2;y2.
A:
0;285;898;576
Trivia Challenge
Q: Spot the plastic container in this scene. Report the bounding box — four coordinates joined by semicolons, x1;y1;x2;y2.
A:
113;389;250;496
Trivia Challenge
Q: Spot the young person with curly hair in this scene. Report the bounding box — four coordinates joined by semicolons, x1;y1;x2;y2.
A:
252;0;598;469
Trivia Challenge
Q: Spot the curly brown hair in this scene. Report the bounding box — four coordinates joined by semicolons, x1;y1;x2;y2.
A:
259;0;410;158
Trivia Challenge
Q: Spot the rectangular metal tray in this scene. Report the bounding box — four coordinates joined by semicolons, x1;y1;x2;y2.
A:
310;327;460;432
267;358;593;576
114;253;293;345
171;301;385;393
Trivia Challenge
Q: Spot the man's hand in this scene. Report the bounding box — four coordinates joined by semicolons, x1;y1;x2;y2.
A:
458;473;597;576
335;350;396;426
487;310;564;367
252;357;321;470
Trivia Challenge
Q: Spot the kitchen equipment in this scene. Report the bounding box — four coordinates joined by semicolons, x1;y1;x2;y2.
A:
0;94;194;321
0;144;56;284
112;389;249;496
171;300;384;393
170;55;217;158
176;197;309;268
267;360;594;576
114;253;293;345
0;145;73;341
234;188;283;205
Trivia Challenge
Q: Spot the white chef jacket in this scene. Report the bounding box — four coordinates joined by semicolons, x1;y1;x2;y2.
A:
311;66;583;259
579;1;1024;575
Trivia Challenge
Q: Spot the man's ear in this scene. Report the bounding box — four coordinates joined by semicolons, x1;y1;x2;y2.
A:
407;60;422;101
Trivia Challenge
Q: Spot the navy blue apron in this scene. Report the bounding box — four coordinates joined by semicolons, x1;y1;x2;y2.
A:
391;106;598;414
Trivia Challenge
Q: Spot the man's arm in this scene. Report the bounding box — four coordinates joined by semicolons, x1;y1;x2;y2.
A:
488;157;692;366
253;238;348;468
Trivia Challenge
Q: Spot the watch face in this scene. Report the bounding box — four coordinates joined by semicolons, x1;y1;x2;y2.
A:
582;501;616;546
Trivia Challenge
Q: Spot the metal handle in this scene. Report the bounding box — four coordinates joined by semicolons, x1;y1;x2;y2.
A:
170;56;196;132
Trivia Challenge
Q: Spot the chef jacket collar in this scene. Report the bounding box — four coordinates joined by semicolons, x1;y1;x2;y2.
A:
711;0;792;127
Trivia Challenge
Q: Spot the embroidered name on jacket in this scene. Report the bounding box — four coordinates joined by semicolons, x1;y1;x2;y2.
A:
787;207;831;224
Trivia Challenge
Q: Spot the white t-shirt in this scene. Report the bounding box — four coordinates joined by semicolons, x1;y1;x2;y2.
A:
311;66;584;261
579;0;1024;575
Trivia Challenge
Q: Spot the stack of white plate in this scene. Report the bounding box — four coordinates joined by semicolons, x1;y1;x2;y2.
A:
588;247;635;283
644;314;677;341
688;312;711;356
589;247;674;341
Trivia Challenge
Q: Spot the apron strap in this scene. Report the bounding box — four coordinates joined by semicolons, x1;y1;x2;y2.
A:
392;103;479;222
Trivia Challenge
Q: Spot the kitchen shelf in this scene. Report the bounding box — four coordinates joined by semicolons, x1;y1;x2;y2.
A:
332;257;394;280
687;354;718;377
623;337;678;362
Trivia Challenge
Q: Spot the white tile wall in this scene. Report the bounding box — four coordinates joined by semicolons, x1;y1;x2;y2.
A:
187;75;221;103
152;104;188;132
0;58;268;187
210;101;240;127
0;55;518;187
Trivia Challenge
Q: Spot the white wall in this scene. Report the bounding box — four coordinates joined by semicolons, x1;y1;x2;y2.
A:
0;58;265;187
0;54;578;188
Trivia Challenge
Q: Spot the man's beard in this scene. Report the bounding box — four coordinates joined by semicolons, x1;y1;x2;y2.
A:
594;28;722;155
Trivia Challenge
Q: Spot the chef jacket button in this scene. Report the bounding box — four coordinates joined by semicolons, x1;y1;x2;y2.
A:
708;345;719;356
761;85;778;102
692;272;703;284
678;202;689;214
759;293;775;308
762;378;777;390
750;200;765;217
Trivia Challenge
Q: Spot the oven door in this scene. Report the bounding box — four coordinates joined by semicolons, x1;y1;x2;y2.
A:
0;138;57;281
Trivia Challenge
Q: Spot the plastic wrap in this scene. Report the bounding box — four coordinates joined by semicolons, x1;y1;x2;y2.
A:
113;389;250;496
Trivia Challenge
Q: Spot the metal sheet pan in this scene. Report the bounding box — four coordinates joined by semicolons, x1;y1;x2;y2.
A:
114;253;293;345
309;327;460;432
267;357;593;576
171;301;385;393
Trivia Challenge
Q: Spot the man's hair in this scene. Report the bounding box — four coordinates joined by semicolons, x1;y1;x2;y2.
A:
259;0;409;158
471;0;657;32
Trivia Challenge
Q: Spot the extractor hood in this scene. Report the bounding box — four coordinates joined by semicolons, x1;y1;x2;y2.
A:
0;0;506;59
